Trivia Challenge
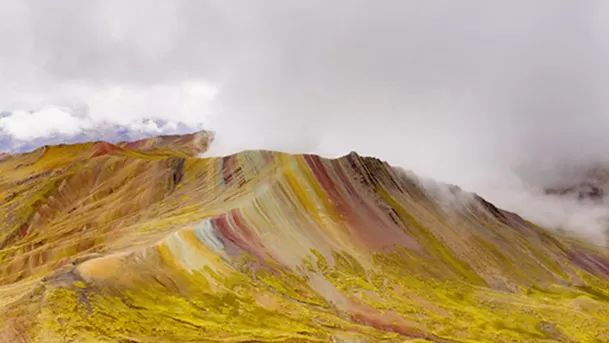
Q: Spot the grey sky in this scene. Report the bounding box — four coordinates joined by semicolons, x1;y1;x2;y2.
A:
2;0;609;240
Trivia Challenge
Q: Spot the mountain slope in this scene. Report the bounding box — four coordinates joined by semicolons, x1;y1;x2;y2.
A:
1;131;609;342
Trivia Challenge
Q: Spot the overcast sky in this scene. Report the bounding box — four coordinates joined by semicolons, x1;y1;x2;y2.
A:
2;1;609;241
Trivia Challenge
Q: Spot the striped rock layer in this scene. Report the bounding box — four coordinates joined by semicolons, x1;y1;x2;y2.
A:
1;131;609;342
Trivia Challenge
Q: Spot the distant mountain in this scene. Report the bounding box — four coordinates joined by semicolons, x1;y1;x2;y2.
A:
544;166;609;202
0;115;201;153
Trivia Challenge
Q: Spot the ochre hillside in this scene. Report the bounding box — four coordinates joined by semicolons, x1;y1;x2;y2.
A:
1;131;608;342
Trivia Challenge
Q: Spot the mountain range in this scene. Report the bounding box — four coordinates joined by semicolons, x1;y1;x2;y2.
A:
0;112;200;153
1;131;608;342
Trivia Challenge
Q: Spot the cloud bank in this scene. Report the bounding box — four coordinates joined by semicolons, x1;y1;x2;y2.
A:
1;82;216;144
3;0;609;242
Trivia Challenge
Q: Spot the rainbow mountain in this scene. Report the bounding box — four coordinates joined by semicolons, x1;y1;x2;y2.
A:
1;131;608;342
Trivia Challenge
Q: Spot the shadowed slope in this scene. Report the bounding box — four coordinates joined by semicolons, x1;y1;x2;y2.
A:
1;132;609;342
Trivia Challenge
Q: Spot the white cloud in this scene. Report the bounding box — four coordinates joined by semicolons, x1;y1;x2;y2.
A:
0;81;218;142
0;106;92;140
84;81;218;127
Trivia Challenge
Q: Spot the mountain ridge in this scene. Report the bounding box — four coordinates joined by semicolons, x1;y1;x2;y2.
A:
0;114;202;153
1;131;609;342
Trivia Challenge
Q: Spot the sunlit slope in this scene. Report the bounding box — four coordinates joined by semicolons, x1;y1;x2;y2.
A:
1;132;609;342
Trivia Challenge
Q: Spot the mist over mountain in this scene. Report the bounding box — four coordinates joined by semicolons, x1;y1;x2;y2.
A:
3;1;609;242
0;108;201;153
3;2;609;341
